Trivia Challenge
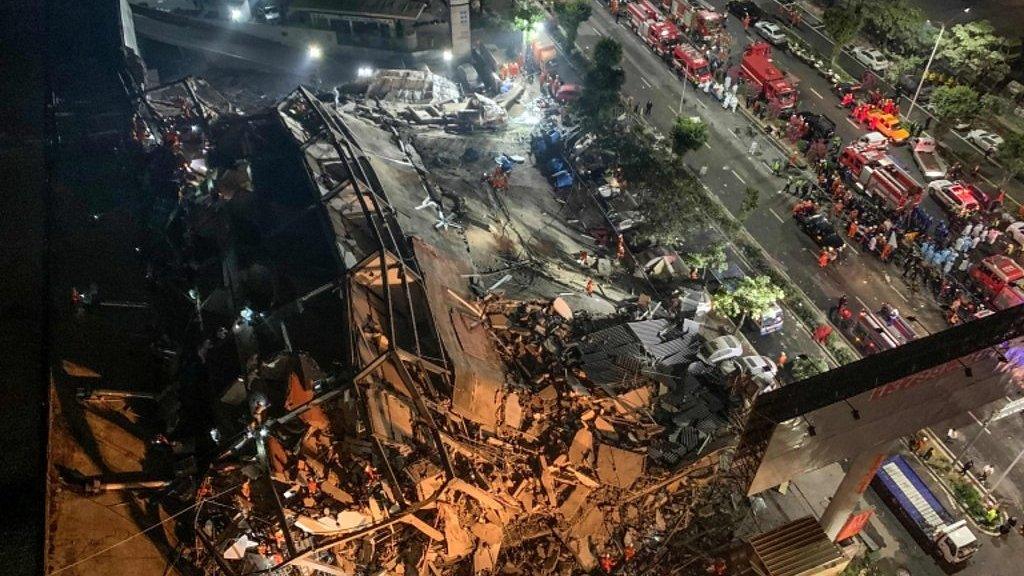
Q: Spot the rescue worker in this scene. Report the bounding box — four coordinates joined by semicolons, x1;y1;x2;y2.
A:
813;324;832;344
841;91;854;108
742;13;751;31
847;219;859;238
818;248;830;268
585;278;596;297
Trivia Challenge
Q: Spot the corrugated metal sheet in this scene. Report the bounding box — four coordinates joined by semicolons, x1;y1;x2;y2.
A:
748;517;844;576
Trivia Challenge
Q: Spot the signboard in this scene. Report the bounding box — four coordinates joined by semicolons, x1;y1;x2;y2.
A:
835;509;874;542
738;306;1024;495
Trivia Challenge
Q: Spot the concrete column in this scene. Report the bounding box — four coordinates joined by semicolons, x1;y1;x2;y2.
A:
819;443;891;541
449;0;471;60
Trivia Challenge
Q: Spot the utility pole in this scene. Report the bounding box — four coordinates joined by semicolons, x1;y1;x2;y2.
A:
991;445;1024;491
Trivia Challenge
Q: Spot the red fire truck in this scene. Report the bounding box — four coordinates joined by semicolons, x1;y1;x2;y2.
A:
672;43;711;84
668;0;723;40
739;42;798;112
839;144;924;210
970;255;1024;310
845;305;919;355
641;20;681;56
627;0;662;31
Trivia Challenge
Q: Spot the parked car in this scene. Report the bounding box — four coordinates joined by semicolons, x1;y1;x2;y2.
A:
928;180;987;215
794;211;845;250
726;0;765;22
965;129;1004;153
698;335;744;365
898;73;933;102
754;21;787;46
795;111;836;141
720;355;779;387
554;84;582;104
850;47;890;72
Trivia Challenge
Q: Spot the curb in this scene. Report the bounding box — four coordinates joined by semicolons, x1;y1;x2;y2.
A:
912;430;1005;537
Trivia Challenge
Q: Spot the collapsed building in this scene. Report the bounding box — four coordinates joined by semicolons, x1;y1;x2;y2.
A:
110;80;764;575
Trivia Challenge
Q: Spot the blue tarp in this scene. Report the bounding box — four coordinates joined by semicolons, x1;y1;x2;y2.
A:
875;455;953;530
552;170;573;189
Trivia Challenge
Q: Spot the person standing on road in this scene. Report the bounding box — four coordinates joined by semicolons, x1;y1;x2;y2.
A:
818;249;831;268
980;464;995;482
812;324;832;344
959;459;974;476
777;351;788;369
644;99;653;116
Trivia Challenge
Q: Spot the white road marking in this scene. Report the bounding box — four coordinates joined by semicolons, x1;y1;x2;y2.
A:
968;411;992;434
891;287;909;303
845;118;860;129
696;98;707;109
769;208;784;222
590;24;604;37
731;170;747;184
809;87;824;100
704;141;711;148
640;76;652;88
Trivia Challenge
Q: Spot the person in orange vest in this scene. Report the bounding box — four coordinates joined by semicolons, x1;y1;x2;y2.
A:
616;235;626;261
847;219;859;238
841;91;854;108
813;324;833;343
585;278;596;297
818;248;830;268
707;557;727;576
623;544;636;562
742;13;751;30
600;552;615;573
578;250;590;267
777;351;788;368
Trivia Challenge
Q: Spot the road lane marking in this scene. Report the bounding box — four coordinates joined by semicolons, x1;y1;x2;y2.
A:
768;208;784;222
809;87;824;100
891;287;909;303
640;76;652;88
730;170;747;184
845;118;859;129
695;97;707;109
703;141;711;148
968;411;992;434
590;24;604;37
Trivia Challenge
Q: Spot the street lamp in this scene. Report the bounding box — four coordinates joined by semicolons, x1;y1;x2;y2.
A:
906;8;971;121
230;7;243;22
443;49;453;63
308;44;323;60
357;66;374;78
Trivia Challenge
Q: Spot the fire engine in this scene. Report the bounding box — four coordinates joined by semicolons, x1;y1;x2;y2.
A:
668;0;723;40
739;42;798;112
672;43;711;84
627;0;662;31
839;144;924;210
970;255;1024;310
641;20;681;56
845;305;919;355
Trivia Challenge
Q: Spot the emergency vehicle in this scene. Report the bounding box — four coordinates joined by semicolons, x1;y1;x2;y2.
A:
928;180;989;215
641;20;681;57
671;44;712;84
839;144;924;210
739;42;798;112
969;255;1024;310
846;306;919;355
863;109;910;144
668;0;723;40
627;0;662;31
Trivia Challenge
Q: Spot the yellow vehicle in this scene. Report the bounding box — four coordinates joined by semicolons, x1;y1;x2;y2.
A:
865;110;910;144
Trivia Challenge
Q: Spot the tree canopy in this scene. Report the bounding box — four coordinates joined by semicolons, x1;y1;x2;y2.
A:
998;132;1024;186
738;186;760;222
511;0;543;32
792;355;829;381
683;244;727;275
554;0;592;49
860;0;928;55
573;37;625;133
822;1;864;65
670;116;708;159
939;21;1011;89
928;84;981;133
714;275;786;324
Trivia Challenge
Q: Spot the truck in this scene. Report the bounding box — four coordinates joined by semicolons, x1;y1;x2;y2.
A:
969;255;1024;310
928;179;989;215
844;305;918;355
839;144;924;210
739;42;798;113
911;137;947;181
640;20;680;57
627;0;662;31
669;0;723;40
671;43;712;84
871;455;979;567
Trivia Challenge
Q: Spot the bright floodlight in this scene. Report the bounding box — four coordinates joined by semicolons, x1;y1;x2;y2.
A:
443;49;453;62
230;7;243;22
357;66;374;78
533;21;545;33
308;44;323;60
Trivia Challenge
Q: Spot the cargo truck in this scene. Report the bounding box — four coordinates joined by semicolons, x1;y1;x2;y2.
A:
912;137;947;181
871;455;979;567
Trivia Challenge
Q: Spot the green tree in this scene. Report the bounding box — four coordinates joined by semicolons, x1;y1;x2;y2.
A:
670;116;708;159
714;275;786;330
553;0;592;50
940;21;1011;89
573;37;625;132
823;1;864;65
883;53;924;85
683;243;727;279
861;0;928;55
636;175;708;246
791;355;829;381
998;132;1024;186
738;186;760;222
511;0;543;32
981;93;1008;116
928;84;980;135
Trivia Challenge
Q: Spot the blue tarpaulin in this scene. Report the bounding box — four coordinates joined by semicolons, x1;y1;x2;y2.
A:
552;170;573;189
